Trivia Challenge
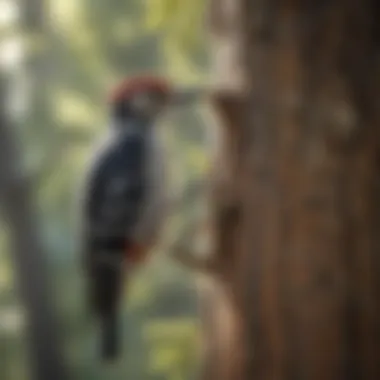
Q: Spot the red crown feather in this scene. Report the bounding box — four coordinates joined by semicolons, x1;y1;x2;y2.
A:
108;75;172;104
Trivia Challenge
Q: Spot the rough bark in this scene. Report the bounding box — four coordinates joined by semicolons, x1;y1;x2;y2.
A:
0;77;68;380
201;1;380;380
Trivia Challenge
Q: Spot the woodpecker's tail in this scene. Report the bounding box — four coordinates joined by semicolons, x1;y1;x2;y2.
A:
86;254;124;361
100;312;120;361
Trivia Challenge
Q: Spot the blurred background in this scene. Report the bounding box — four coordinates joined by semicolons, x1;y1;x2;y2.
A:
0;0;210;379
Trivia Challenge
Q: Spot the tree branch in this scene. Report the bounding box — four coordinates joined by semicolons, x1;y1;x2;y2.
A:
167;219;218;275
170;245;218;275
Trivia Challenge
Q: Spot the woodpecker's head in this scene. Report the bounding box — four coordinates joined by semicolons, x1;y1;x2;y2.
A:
108;75;204;129
109;75;172;125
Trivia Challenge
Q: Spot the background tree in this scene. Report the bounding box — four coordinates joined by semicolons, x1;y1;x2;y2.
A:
201;1;380;379
151;0;380;379
0;74;68;380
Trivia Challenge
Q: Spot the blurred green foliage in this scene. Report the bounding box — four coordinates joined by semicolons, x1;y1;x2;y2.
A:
145;0;207;83
0;0;209;379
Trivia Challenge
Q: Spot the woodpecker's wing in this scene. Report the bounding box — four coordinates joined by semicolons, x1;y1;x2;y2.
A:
82;131;147;243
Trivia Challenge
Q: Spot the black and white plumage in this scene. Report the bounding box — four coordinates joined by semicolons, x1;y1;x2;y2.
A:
80;77;170;361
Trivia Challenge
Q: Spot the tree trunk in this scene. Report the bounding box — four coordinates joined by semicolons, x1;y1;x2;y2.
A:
0;77;68;380
19;0;52;127
204;1;380;379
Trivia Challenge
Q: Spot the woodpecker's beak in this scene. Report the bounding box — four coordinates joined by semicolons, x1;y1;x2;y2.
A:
169;87;205;107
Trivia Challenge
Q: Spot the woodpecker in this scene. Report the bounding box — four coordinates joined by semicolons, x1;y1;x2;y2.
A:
80;75;178;361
